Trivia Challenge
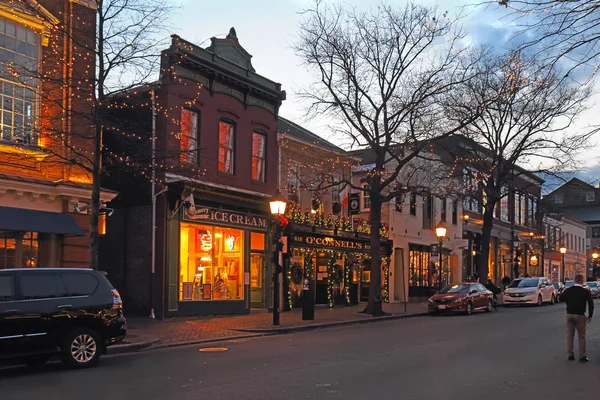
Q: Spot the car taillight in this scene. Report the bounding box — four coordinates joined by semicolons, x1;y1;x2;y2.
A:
111;289;123;309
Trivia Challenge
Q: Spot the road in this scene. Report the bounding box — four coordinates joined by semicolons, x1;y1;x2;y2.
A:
1;303;598;400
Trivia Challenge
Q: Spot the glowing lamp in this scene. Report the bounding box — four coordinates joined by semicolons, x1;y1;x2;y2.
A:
269;190;287;216
435;221;447;239
560;245;567;254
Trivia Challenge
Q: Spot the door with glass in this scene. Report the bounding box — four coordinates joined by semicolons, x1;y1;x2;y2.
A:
250;253;265;308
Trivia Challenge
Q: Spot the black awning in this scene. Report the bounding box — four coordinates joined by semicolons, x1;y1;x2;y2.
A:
0;206;85;236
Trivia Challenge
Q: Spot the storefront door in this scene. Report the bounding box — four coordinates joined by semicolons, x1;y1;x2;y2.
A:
315;252;329;305
250;253;264;308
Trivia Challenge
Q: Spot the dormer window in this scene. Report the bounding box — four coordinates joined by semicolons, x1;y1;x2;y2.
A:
554;193;563;204
586;191;595;202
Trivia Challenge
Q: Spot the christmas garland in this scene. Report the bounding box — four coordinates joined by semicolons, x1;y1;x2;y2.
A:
291;263;303;285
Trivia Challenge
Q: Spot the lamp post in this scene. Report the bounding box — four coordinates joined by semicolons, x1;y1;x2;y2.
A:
269;190;287;326
592;252;598;279
560;245;567;281
512;234;521;279
435;221;447;290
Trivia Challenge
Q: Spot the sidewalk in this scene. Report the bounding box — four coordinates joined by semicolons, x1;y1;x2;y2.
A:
109;302;428;354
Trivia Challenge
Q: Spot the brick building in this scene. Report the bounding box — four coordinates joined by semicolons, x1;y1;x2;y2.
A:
101;29;285;318
0;0;116;270
543;178;600;278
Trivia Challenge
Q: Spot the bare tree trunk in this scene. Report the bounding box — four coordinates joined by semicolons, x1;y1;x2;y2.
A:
478;201;497;283
89;123;102;270
362;170;387;317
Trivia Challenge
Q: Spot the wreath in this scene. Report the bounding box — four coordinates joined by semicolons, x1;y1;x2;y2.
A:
291;264;303;285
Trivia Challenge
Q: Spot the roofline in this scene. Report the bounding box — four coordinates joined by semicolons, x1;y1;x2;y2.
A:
277;117;359;160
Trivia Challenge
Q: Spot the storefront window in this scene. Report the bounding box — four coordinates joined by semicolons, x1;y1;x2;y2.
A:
409;247;430;287
0;231;37;269
0;232;17;269
179;223;244;301
21;232;37;267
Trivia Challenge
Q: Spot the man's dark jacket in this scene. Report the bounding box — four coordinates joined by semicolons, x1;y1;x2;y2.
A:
560;285;594;317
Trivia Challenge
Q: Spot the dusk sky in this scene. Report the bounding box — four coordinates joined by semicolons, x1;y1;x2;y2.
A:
171;0;600;181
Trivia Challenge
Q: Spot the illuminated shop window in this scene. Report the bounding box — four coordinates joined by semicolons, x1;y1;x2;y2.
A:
179;223;244;301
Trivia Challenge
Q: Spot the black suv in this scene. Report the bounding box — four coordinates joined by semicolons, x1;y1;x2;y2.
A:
0;268;126;368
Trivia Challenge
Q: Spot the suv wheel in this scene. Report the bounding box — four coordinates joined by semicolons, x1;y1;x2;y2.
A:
60;327;101;368
550;295;556;305
537;295;543;306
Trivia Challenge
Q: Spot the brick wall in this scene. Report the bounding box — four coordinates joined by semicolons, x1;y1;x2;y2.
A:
99;205;152;315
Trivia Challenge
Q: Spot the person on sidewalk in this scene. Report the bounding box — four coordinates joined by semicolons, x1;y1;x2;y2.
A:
485;279;500;311
559;274;594;362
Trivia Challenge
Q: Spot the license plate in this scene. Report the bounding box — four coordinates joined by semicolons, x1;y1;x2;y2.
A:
438;305;446;310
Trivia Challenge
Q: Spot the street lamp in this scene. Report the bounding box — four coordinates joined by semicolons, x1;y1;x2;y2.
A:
560;245;567;282
269;190;287;326
513;234;521;279
435;221;447;290
462;214;470;225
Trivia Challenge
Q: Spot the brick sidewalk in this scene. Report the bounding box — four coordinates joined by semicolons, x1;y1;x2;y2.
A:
119;302;428;349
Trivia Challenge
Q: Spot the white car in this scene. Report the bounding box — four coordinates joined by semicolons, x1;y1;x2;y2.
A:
504;277;557;306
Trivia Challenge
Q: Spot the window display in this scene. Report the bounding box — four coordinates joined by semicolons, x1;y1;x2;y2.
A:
180;223;244;301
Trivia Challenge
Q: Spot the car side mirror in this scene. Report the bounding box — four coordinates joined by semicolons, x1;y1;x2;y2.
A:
469;290;477;295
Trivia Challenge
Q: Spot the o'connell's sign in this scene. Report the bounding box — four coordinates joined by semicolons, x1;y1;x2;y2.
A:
184;206;267;230
289;232;392;254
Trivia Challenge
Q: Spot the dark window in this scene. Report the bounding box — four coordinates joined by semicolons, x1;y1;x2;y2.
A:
19;274;59;299
61;273;99;296
395;195;403;213
0;275;14;301
410;193;417;216
423;195;433;230
593;227;600;238
452;199;458;225
441;198;447;223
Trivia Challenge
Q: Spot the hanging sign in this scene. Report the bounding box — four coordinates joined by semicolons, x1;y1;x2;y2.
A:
348;193;360;215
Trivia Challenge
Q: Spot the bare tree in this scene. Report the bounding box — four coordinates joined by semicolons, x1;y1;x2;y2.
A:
5;0;175;269
296;1;484;315
444;50;592;282
496;0;600;77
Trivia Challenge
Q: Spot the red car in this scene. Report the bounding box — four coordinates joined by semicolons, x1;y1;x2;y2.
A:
428;282;494;315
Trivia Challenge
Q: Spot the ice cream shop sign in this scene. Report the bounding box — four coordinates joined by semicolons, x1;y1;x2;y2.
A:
184;206;267;231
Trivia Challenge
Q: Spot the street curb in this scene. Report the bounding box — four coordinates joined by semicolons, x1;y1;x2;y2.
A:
106;311;429;355
107;337;160;355
232;311;429;334
148;333;275;351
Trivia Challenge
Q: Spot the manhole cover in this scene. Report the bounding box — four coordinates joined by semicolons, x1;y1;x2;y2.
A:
199;347;228;352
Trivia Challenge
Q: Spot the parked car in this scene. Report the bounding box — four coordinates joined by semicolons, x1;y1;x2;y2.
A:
504;277;557;306
0;268;126;369
552;282;565;301
428;282;494;315
586;281;600;298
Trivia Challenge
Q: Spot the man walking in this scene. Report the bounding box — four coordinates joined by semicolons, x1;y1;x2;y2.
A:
560;274;594;362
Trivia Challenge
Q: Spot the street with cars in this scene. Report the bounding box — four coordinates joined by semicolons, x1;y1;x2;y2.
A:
1;297;598;400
